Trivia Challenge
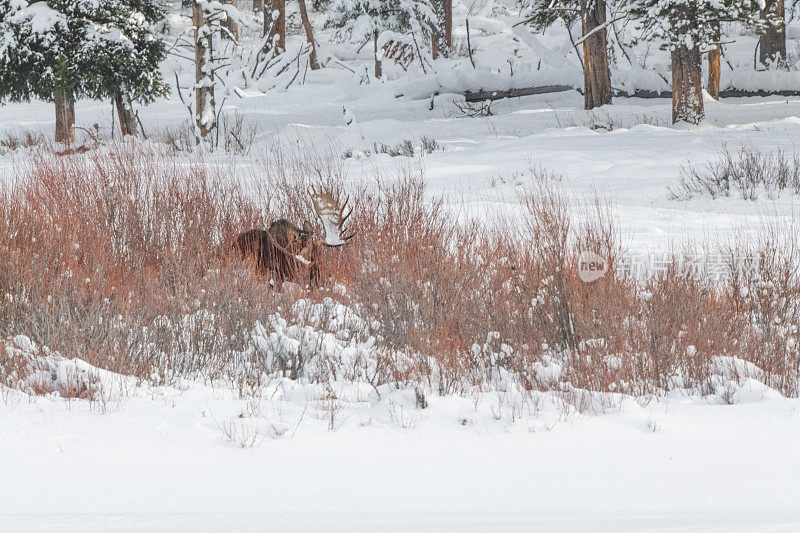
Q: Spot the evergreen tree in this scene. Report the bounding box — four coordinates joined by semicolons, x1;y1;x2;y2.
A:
625;0;764;124
325;0;436;78
524;0;580;34
96;0;169;136
0;0;168;141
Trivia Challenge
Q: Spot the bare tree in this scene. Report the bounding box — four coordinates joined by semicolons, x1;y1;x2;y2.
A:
193;1;215;140
298;0;320;69
707;22;722;100
267;0;286;51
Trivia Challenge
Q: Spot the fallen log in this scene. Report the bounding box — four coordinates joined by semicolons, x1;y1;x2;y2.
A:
612;88;800;99
464;86;800;102
717;89;800;98
464;85;573;102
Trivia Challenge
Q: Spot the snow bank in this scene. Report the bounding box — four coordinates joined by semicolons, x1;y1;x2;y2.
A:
1;335;107;400
723;69;800;92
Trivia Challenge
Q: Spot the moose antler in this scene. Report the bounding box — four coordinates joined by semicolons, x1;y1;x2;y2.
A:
308;185;355;246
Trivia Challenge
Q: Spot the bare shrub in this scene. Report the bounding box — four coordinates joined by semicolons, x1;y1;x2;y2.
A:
3;143;800;401
220;110;259;155
158;122;195;153
550;109;665;130
0;129;47;154
420;136;443;155
157;111;258;154
343;138;441;159
672;146;800;200
453;98;493;117
725;227;800;392
0;144;271;381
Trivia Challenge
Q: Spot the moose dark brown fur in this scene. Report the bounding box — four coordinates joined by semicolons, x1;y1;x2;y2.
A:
234;220;319;286
234;187;354;288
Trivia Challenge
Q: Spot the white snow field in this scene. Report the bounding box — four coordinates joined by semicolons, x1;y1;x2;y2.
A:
2;335;800;532
5;2;800;531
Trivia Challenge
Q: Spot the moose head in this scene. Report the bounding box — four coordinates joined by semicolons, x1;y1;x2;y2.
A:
234;185;355;287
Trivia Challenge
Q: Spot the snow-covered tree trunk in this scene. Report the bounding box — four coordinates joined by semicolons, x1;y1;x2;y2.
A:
373;32;383;79
759;0;786;68
53;89;75;144
432;0;452;58
580;0;612;110
193;1;216;140
671;45;704;124
253;0;264;13
267;0;286;51
222;0;238;41
298;0;320;69
114;90;138;137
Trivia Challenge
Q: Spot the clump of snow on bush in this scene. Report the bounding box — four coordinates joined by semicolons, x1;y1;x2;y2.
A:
1;335;104;400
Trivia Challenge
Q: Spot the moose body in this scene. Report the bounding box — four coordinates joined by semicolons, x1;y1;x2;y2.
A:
234;220;319;286
234;188;353;288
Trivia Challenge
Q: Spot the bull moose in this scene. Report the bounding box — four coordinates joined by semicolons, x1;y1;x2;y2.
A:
234;186;354;287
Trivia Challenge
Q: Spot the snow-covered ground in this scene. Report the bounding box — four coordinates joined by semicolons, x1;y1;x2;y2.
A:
4;3;800;531
2;334;800;532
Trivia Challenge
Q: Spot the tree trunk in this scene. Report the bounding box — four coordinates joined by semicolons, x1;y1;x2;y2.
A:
671;45;704;124
266;0;285;52
373;33;382;79
707;21;721;100
54;89;75;144
221;0;238;41
193;2;215;140
707;45;721;100
444;0;452;51
253;0;263;13
114;91;138;137
298;0;319;70
431;0;452;58
580;0;612;110
759;0;786;69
